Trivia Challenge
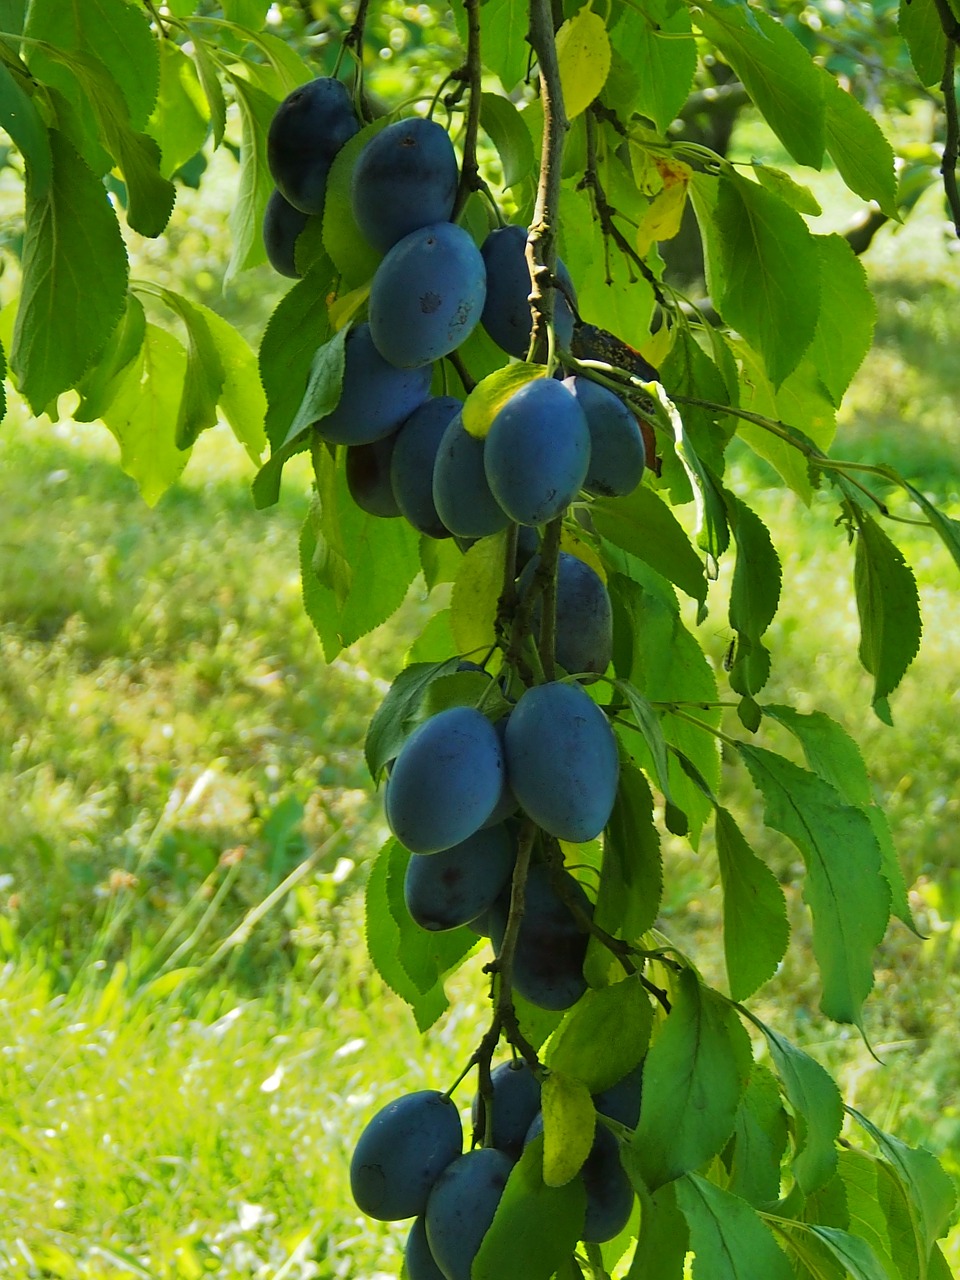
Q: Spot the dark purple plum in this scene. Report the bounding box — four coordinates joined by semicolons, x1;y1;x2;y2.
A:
346;430;402;517
480;224;577;358
351;117;459;253
405;1215;446;1280
262;189;309;278
593;1062;644;1131
390;396;462;538
517;551;613;678
350;1089;462;1221
484;379;590;526
481;718;519;827
369;222;486;369
471;1059;542;1159
488;863;592;1011
403;823;516;931
563;376;645;497
425;1147;515;1280
432;414;511;539
504;682;619;842
268;76;359;214
581;1126;635;1242
313;323;432;446
385;706;505;854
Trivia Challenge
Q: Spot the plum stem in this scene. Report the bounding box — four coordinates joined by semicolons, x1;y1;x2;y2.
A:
537;516;562;682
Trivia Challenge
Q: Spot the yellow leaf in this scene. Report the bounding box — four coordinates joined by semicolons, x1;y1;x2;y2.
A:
462;362;548;439
637;323;676;369
556;5;612;120
636;165;692;257
542;1071;596;1186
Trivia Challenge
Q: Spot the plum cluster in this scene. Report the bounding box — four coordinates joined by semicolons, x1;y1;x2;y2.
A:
350;1059;643;1279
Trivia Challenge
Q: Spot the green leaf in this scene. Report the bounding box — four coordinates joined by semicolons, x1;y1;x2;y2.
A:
775;1223;895;1280
11;129;128;414
853;510;923;723
473;1135;587;1280
0;61;51;195
625;1183;688;1280
260;265;335;452
0;339;6;425
322;120;388;288
736;743;890;1027
608;4;696;133
462;363;548;438
763;705;915;930
223;0;270;28
542;1073;596;1186
25;0;159;131
848;1107;957;1263
693;0;825;168
903;480;960;573
286;325;350;446
727;1063;789;1208
752;162;822;216
479;0;532;93
299;456;422;661
74;292;146;423
631;969;751;1190
594;762;663;947
821;72;899;218
100;323;191;506
547;978;653;1093
838;1149;901;1277
714;172;820;388
723;491;781;698
715;808;789;1002
365;660;459;780
659;323;737;490
556;4;612;118
746;1015;843;1197
196;305;267;465
226;76;278;281
806;234;877;407
450;530;508;656
616;681;687;835
593;487;706;606
676;1173;793;1279
146;42;209;179
152;289;225;451
191;38;226;149
384;840;475;999
899;0;946;87
480;92;535;188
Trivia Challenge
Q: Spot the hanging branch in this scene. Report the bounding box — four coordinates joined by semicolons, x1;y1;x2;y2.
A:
452;0;484;219
933;0;960;235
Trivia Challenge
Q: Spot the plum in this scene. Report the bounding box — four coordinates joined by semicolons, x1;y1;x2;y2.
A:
517;551;613;677
480;224;577;358
471;1059;542;1159
351;117;459;253
262;189;309;279
346;431;402;517
404;823;516;931
563;376;645;498
313;323;432;446
432;414;511;539
405;1215;446;1280
267;76;359;214
593;1062;644;1131
350;1089;462;1221
425;1147;515;1280
390;396;462;538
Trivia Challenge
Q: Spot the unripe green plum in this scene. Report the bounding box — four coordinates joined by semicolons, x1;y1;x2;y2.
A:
432;414;510;539
484;379;590;526
390;397;462;538
563;376;645;497
346;431;402;518
480;224;577;358
489;863;591;1010
385;706;505;854
313;323;432;446
351;117;459;253
425;1147;515;1280
403;823;516;931
262;189;308;279
267;77;359;214
504;682;619;842
518;551;612;677
369;223;486;369
350;1089;462;1221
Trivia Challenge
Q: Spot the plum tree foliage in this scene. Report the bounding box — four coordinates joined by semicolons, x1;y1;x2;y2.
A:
1;0;959;1276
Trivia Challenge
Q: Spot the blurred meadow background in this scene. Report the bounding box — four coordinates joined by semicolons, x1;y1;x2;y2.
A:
1;29;960;1280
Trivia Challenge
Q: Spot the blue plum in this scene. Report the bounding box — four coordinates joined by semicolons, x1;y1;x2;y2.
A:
563;376;645;497
480;224;577;357
385;706;505;854
432;414;510;539
351;117;459;253
581;1126;634;1242
313;323;432;446
425;1147;515;1280
504;682;619;842
593;1063;644;1131
369;222;487;369
404;823;516;931
405;1216;446;1280
471;1059;542;1159
267;76;359;214
489;863;592;1011
262;189;309;278
390;396;462;538
346;430;402;517
350;1089;462;1221
484;379;590;526
481;718;519;827
517;551;612;678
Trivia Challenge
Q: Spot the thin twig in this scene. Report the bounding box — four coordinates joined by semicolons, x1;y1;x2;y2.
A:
452;0;483;219
940;41;960;236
